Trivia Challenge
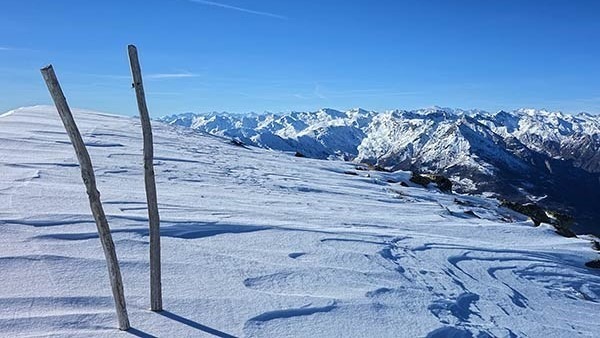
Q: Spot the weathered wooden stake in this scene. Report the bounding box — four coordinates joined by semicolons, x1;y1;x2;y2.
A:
127;44;163;312
40;65;131;330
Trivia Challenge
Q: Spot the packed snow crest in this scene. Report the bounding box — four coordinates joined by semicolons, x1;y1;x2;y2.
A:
1;106;599;337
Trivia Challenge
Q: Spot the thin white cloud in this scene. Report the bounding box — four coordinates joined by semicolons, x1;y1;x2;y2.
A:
146;72;198;79
0;46;34;51
313;83;326;99
189;0;287;20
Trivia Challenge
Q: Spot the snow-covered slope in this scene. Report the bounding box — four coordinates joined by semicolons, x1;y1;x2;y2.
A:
160;108;600;235
2;106;600;337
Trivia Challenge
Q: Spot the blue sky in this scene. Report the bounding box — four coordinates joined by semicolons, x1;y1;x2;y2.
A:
1;0;599;116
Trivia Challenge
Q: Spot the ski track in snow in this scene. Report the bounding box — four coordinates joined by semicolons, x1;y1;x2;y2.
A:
0;106;599;337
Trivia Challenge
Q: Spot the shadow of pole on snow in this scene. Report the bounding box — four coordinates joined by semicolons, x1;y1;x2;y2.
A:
158;310;238;338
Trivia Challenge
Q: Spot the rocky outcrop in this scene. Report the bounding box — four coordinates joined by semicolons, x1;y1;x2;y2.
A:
410;172;453;193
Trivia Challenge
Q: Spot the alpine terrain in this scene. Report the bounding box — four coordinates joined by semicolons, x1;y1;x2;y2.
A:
161;107;600;235
1;106;599;337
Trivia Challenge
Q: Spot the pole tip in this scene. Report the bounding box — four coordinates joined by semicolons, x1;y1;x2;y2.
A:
40;64;53;71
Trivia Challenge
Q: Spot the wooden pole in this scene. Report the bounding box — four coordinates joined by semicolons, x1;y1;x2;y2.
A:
127;44;163;312
40;65;131;330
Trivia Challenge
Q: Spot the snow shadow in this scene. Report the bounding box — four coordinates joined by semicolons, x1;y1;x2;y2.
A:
127;328;157;338
33;221;270;241
150;221;269;240
158;311;237;338
426;326;474;338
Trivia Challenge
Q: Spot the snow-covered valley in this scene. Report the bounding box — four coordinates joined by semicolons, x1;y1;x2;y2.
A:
1;106;599;337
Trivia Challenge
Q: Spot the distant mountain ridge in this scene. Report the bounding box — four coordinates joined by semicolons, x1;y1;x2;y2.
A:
160;107;600;234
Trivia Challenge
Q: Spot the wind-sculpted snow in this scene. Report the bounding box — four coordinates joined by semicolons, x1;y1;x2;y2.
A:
1;106;599;337
161;107;600;234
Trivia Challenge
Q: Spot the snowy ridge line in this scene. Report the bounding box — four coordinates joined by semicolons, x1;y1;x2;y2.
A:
158;106;600;173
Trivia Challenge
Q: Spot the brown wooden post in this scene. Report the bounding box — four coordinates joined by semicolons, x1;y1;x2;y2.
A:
127;44;163;312
40;65;131;330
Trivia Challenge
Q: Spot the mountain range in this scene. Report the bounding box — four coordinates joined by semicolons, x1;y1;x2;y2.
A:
160;107;600;235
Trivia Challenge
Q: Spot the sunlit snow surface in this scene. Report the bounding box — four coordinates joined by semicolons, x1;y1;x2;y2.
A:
1;106;599;337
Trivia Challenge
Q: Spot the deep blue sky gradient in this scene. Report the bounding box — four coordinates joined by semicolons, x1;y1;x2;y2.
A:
1;0;599;116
